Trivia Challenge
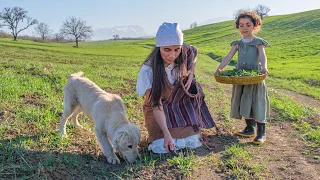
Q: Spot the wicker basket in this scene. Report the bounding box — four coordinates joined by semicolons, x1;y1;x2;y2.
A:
214;70;267;85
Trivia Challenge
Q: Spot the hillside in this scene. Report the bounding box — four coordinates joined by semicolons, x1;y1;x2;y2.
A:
188;9;320;80
0;9;319;179
141;9;320;99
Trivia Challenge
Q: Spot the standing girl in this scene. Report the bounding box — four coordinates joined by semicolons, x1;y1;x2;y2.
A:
216;11;269;145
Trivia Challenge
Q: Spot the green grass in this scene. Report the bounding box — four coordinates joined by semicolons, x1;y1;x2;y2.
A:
0;37;150;179
167;149;199;177
267;77;320;99
269;89;320;150
0;38;150;57
293;121;320;149
215;144;266;179
106;149;198;179
269;90;314;122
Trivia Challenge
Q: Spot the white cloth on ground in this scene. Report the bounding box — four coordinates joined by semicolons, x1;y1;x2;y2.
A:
148;134;202;154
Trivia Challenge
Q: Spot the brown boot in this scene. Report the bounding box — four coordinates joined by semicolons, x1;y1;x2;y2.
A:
234;119;256;137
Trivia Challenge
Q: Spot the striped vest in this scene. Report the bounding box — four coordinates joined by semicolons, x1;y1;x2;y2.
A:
155;44;216;131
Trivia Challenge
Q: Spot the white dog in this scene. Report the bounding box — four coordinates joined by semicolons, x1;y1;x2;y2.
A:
59;72;141;164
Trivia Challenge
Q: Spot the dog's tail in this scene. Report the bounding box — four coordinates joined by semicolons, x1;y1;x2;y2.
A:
68;72;84;79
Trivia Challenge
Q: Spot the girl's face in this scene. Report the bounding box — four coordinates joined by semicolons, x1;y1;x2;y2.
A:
160;45;182;67
238;18;255;38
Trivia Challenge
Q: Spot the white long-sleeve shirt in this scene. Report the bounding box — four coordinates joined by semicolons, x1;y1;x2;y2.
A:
136;63;177;96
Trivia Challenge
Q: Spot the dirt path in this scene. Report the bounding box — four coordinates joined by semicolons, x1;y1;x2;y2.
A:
245;122;320;179
192;83;320;179
277;89;320;110
191;122;320;180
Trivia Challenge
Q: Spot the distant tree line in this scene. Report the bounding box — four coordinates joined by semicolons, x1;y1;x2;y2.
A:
0;5;272;46
0;30;73;43
0;6;93;47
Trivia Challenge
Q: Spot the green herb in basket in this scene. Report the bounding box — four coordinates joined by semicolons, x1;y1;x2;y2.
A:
217;69;263;77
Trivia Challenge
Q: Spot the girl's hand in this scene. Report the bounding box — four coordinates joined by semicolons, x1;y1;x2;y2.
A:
261;66;269;74
216;68;222;74
184;72;193;91
164;133;175;154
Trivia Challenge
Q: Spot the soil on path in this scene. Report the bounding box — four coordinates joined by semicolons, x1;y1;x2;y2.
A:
190;85;320;179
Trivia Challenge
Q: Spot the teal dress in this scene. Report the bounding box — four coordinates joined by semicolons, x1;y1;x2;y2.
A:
230;37;270;121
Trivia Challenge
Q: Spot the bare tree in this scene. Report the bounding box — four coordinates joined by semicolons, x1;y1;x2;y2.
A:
60;17;93;47
233;8;252;19
53;33;64;42
255;4;271;20
190;22;197;29
113;34;119;40
0;7;38;40
34;22;52;41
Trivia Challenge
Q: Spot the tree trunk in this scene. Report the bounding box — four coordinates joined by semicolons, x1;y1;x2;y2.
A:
259;13;264;20
13;35;17;41
75;38;79;47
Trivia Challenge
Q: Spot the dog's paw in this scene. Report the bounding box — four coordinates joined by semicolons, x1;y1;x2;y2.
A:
107;155;120;164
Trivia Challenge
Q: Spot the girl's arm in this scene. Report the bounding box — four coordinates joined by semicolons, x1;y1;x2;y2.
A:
257;45;268;74
152;102;175;153
216;45;238;73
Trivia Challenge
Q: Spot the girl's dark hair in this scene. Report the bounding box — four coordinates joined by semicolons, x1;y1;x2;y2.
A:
148;47;183;108
235;11;262;30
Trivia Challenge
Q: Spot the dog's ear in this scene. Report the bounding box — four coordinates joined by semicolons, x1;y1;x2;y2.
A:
122;123;140;143
112;123;141;149
112;130;130;149
114;131;126;143
112;124;140;149
129;123;141;142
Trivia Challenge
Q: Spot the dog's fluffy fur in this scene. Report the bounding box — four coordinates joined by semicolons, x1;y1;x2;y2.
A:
59;72;140;164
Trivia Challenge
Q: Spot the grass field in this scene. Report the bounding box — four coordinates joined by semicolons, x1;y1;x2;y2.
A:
0;9;319;179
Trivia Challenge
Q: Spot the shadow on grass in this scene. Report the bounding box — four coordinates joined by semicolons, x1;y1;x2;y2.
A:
0;134;201;179
0;134;122;179
0;132;241;179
